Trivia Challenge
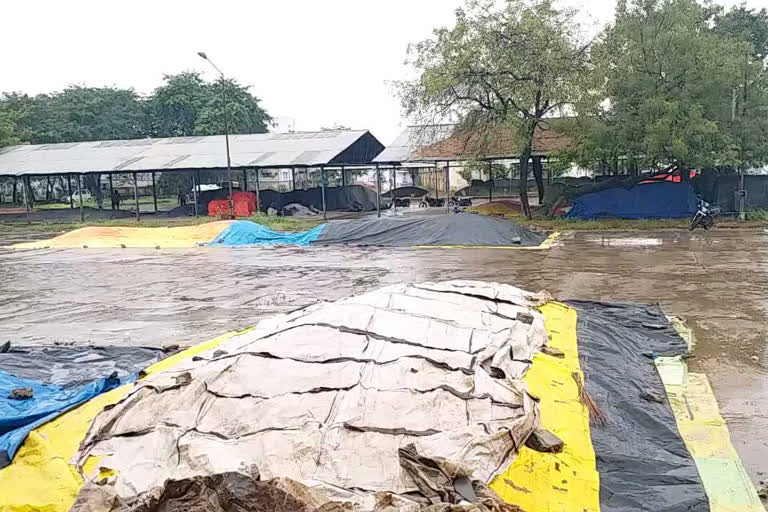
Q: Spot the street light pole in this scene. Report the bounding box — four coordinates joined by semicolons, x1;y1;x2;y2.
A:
198;51;234;217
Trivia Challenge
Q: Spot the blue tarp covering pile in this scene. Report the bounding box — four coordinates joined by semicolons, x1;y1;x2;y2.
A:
567;182;698;219
210;221;327;247
0;345;164;467
0;371;127;466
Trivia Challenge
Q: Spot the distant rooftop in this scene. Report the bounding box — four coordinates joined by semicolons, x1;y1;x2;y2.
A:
374;121;573;164
0;130;384;176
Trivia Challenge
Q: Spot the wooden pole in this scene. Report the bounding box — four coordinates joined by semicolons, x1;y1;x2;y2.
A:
132;172;140;221
76;175;84;222
151;172;158;212
192;171;198;218
291;167;296;191
67;175;74;209
321;167;327;220
376;163;381;218
243;169;248;192
341;166;346;187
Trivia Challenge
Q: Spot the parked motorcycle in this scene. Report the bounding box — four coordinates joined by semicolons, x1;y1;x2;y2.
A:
689;200;720;231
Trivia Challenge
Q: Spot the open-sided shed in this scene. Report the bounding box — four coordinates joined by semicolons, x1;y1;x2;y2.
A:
0;130;384;220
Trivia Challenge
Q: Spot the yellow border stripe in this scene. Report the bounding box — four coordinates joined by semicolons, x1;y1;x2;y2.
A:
491;302;600;511
0;330;241;512
411;231;562;250
656;357;764;512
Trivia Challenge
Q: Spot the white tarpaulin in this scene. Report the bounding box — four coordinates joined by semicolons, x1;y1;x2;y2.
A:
72;281;552;511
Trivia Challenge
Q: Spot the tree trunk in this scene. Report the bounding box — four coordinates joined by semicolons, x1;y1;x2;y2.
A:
532;156;545;203
519;150;532;220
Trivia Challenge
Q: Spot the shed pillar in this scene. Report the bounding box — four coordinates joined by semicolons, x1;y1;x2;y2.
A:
192;171;198;218
488;161;493;203
21;176;29;220
151;172;158;212
76;175;84;222
109;174;114;210
132;172;140;221
255;169;261;214
243;169;248;192
376;164;381;218
445;162;451;214
67;175;74;209
321;167;327;220
291;167;296;191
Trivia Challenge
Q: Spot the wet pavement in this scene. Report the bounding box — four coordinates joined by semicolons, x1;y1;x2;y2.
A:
0;228;766;484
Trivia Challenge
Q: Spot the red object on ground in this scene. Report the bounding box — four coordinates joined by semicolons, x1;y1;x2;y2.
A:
233;191;258;213
208;192;259;217
208;199;231;217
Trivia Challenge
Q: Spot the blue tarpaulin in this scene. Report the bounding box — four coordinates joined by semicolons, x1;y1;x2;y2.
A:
0;371;128;467
567;182;698;219
209;221;327;247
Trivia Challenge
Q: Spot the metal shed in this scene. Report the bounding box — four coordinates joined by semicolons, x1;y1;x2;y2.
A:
0;130;384;220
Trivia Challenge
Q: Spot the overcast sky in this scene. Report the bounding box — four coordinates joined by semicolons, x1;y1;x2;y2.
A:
0;0;761;145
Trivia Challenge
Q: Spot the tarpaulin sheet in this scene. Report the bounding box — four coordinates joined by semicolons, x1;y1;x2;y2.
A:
13;221;234;249
209;220;326;247
0;345;165;388
569;301;709;511
315;215;548;247
0;346;164;468
0;373;124;468
491;302;601;511
656;357;765;512
259;185;379;212
567;182;698;219
0;331;240;512
69;281;551;510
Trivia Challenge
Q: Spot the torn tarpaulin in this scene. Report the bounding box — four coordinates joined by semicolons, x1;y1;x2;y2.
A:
71;281;551;510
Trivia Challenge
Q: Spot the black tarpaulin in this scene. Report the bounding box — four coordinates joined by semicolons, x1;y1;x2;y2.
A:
259;185;379;212
314;215;548;247
569;301;709;512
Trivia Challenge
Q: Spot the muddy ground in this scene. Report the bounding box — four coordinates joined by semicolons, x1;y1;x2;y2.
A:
0;228;765;485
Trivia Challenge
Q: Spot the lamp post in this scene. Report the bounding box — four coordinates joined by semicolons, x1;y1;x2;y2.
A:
197;51;234;217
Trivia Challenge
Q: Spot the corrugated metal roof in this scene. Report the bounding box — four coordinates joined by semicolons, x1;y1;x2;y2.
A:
0;130;374;176
372;125;455;163
374;122;573;163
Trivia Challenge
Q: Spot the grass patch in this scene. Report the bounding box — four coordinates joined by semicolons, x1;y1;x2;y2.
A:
500;214;767;231
745;209;768;221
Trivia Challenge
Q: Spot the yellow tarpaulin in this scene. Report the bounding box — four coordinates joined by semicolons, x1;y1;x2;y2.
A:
13;221;233;250
656;357;765;512
0;331;239;512
491;302;601;511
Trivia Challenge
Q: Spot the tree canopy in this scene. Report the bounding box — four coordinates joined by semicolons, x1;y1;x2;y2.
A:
0;72;271;146
399;0;592;217
569;0;768;175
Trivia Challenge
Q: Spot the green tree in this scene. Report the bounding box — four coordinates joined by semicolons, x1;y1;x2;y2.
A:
711;5;768;61
574;0;768;175
0;111;18;148
399;0;592;218
148;72;271;137
1;87;146;144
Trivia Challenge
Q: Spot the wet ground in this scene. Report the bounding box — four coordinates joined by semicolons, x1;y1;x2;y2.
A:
0;228;766;484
